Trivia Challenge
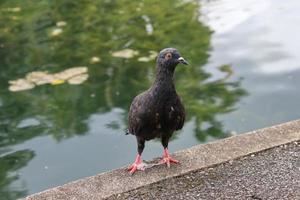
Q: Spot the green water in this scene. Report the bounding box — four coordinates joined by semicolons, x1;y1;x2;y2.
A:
1;0;300;199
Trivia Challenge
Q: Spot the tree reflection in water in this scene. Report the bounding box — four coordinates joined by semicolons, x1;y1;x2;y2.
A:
0;0;246;198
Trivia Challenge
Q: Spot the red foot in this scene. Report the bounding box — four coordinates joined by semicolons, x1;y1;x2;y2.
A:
160;148;179;168
127;154;143;175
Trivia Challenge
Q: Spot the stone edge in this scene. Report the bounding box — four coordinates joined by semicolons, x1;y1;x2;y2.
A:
23;119;300;200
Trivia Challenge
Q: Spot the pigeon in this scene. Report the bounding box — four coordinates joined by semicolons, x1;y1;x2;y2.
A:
127;48;188;174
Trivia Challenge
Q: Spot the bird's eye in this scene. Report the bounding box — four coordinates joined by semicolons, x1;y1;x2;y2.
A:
165;53;172;60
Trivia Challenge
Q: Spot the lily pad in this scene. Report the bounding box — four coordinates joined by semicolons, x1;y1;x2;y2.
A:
111;49;139;58
8;79;35;92
67;74;89;85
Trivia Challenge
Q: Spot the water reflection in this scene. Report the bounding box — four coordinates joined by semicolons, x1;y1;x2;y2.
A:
0;150;34;200
0;0;245;198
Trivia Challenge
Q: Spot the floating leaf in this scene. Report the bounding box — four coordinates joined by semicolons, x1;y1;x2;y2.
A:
4;7;21;12
111;49;139;58
89;56;101;64
26;71;54;85
138;57;150;62
11;16;19;20
54;66;88;80
56;21;67;27
51;28;63;37
67;74;89;85
51;79;65;85
8;66;89;92
8;79;35;92
138;50;158;62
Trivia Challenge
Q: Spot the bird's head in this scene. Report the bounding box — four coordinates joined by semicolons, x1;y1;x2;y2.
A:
156;48;188;72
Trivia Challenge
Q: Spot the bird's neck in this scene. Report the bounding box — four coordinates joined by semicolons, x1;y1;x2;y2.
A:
152;65;175;92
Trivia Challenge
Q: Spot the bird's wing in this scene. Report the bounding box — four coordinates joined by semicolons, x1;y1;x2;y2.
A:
128;92;156;135
166;95;185;131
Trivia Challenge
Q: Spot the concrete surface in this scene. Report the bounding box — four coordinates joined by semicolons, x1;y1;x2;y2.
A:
23;120;300;200
108;141;300;200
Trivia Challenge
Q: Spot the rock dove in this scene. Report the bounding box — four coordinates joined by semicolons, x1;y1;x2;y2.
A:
127;48;188;174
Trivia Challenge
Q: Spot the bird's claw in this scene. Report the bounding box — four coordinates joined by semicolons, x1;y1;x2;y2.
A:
160;148;179;168
160;156;179;168
128;154;145;175
128;164;138;175
127;162;147;175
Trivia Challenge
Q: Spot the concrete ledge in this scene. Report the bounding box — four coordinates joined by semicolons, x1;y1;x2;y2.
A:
24;120;300;200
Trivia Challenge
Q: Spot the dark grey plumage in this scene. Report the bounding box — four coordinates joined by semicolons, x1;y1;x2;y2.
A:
127;48;188;174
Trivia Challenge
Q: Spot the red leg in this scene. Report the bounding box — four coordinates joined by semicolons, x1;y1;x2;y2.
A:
160;148;179;168
128;154;142;175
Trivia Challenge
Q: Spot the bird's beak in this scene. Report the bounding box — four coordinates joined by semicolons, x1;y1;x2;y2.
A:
177;57;189;65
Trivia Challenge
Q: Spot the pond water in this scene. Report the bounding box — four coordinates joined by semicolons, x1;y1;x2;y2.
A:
1;0;300;199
